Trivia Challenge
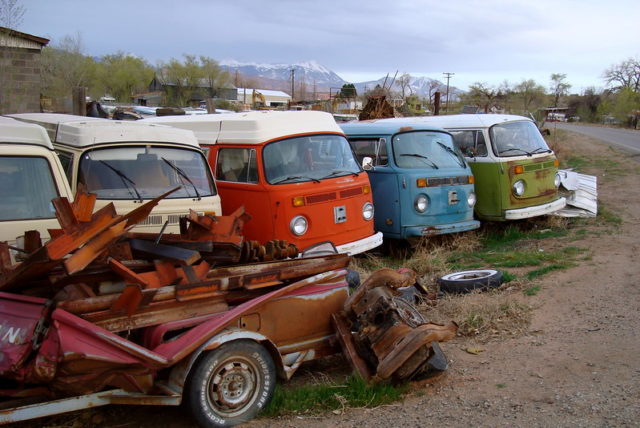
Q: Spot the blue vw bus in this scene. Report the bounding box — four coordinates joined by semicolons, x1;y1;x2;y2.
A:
340;120;479;240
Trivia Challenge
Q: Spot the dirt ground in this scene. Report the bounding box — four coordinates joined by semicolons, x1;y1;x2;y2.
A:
14;130;640;427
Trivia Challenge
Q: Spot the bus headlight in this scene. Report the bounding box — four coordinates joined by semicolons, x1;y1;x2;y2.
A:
467;192;477;207
290;216;308;236
362;202;374;220
415;194;428;213
554;172;561;187
513;180;525;196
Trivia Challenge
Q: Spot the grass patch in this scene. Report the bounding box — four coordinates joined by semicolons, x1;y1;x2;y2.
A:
523;285;542;296
262;375;407;417
501;271;517;283
426;292;532;341
496;383;507;389
526;263;571;280
597;205;622;226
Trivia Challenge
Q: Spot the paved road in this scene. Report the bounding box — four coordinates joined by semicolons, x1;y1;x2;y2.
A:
548;122;640;155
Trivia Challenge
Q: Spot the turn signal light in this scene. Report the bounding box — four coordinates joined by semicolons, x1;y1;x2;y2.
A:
292;196;305;207
363;185;371;194
514;165;524;174
416;178;427;188
468;176;475;184
553;159;560;167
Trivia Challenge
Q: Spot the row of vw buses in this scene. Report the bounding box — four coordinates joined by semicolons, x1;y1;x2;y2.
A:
1;111;564;257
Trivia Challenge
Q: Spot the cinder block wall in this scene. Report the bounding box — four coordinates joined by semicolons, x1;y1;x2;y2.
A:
0;47;42;114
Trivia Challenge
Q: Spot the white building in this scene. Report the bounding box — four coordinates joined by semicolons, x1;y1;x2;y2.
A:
236;88;292;108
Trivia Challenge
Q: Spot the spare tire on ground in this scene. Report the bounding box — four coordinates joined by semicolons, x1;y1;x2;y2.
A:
438;269;503;294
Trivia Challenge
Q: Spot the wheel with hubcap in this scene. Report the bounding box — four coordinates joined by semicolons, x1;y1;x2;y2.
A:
187;340;276;427
438;269;503;294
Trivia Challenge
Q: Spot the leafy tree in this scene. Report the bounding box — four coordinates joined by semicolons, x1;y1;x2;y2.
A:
338;83;357;98
200;55;229;98
602;57;640;92
463;82;500;113
610;87;640;124
96;52;154;102
513;79;547;113
550;73;571;107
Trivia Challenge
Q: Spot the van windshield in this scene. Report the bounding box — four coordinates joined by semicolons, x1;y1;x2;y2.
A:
263;135;360;184
393;131;465;169
490;121;551;157
0;156;58;221
78;146;216;200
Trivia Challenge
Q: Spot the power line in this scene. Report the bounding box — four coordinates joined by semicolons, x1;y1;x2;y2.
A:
443;72;454;113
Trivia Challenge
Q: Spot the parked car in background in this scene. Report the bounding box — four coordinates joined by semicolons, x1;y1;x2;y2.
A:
341;120;479;241
143;111;383;254
8;113;221;233
408;114;565;221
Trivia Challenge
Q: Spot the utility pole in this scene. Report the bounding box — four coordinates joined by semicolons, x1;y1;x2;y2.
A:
290;69;295;102
443;72;454;113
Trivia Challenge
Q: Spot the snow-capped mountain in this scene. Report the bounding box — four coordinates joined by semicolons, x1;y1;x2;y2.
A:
220;60;347;89
353;75;461;100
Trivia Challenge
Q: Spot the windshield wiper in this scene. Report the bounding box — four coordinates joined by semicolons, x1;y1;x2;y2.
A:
322;169;359;179
530;147;552;154
400;153;439;169
162;157;201;200
436;142;466;167
272;175;321;184
498;148;532;156
98;160;143;202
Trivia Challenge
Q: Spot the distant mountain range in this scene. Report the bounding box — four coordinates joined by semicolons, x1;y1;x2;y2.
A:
219;60;461;99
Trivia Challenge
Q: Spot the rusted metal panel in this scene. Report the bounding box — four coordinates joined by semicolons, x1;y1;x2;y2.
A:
338;268;458;382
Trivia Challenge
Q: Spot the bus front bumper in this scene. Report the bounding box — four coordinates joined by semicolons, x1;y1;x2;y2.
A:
335;232;383;256
504;197;566;220
403;219;481;238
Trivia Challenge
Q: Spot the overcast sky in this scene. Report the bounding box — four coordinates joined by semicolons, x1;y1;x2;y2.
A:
16;0;640;92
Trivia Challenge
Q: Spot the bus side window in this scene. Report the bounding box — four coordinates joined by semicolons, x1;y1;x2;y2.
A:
349;139;388;167
55;150;74;183
451;131;487;157
216;148;258;183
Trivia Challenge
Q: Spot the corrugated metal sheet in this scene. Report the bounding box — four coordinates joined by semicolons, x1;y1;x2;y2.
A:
553;170;597;217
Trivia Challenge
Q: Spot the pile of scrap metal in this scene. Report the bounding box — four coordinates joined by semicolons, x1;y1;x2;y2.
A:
358;94;396;120
0;189;345;393
333;268;458;382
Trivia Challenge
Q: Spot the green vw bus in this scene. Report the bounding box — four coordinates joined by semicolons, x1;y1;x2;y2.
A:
411;114;565;221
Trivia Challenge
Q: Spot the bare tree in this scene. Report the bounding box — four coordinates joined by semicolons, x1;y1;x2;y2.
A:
603;57;640;92
550;73;571;107
41;33;96;101
0;0;25;28
396;73;413;99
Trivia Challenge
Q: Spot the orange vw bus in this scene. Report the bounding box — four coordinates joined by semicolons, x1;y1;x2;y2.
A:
144;111;382;254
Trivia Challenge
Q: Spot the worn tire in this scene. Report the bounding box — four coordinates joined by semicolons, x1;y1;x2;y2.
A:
187;340;276;427
438;269;503;294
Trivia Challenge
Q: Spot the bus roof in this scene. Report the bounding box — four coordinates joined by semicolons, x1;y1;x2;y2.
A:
340;120;449;136
142;110;344;145
382;114;533;129
0;116;54;149
7;113;200;149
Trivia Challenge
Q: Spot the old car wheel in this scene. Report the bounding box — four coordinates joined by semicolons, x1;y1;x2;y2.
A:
393;297;426;328
438;269;503;294
187;340;276;427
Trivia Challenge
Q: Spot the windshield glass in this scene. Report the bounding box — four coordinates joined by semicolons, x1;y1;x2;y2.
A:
263;134;360;184
393;131;465;169
0;156;59;221
490;121;551;157
78;146;216;200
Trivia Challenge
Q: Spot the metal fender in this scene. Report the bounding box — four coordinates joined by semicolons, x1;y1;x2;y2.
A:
165;327;281;395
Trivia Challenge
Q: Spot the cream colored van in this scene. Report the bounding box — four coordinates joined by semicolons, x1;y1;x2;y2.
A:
9;113;221;233
0;117;72;252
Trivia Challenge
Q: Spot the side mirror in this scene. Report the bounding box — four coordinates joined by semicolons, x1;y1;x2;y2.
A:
362;156;374;171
